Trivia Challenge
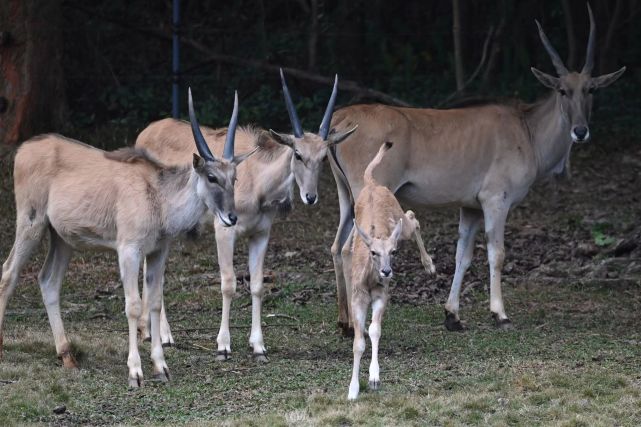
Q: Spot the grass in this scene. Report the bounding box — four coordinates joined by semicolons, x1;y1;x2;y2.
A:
1;259;639;425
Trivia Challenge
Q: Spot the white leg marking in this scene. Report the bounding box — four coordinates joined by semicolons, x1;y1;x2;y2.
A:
215;227;236;359
118;245;144;387
368;294;387;390
348;291;369;400
248;231;270;358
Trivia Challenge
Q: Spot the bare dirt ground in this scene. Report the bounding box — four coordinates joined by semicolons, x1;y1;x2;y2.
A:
0;127;639;425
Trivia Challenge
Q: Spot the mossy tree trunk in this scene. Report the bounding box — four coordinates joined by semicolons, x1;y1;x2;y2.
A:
0;0;66;146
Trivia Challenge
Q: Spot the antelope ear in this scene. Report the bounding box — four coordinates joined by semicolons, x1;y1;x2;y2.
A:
233;147;259;165
591;67;626;89
531;67;560;89
193;153;205;169
327;125;358;146
390;218;403;244
353;219;372;247
269;129;295;148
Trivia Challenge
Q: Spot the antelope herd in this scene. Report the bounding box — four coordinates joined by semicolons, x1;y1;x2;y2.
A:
0;5;626;399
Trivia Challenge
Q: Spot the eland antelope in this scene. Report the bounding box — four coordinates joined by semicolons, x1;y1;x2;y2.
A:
331;141;435;400
136;70;356;359
328;4;625;333
0;89;250;387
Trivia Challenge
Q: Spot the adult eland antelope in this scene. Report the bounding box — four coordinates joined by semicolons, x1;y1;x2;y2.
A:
0;89;250;387
136;70;356;359
329;4;625;333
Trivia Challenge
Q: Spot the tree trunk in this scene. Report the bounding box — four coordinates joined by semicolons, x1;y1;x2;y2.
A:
0;0;66;145
561;0;578;69
307;0;319;71
600;0;624;74
452;0;464;91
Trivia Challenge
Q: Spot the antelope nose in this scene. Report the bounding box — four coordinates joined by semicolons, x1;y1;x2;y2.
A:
381;268;392;277
305;193;317;204
228;213;237;225
573;126;588;141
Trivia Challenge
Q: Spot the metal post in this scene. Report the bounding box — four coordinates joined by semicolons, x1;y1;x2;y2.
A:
172;0;180;118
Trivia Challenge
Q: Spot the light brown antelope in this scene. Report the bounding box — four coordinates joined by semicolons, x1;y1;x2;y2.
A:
0;89;250;387
136;70;357;359
331;141;434;400
328;4;625;333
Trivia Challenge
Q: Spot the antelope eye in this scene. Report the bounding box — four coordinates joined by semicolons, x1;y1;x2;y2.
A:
370;251;377;257
294;151;303;161
558;89;567;96
207;174;218;184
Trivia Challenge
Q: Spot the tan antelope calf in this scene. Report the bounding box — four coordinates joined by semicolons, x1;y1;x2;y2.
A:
329;4;625;333
331;142;435;400
136;70;356;359
0;90;251;387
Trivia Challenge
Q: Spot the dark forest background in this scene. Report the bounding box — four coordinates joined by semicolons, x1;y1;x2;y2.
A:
1;0;640;147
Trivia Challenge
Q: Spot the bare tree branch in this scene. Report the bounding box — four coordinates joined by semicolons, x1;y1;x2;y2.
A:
438;26;494;107
67;3;412;107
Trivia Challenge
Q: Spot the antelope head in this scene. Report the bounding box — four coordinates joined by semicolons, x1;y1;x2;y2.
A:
531;3;625;143
270;69;358;205
354;219;403;280
188;88;254;227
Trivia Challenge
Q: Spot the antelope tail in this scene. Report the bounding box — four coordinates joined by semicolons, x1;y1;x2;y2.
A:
364;141;393;186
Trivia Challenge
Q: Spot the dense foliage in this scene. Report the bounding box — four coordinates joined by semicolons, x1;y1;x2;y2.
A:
61;0;639;139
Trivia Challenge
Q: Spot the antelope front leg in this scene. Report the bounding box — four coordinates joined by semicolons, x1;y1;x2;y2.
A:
482;201;512;329
141;275;173;347
348;290;370;400
215;226;237;360
248;231;270;361
368;289;388;391
444;208;483;331
117;245;144;388
145;243;171;382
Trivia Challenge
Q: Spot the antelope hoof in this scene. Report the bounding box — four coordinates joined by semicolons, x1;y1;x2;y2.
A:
128;373;143;389
444;311;466;332
162;341;173;348
338;321;354;338
216;349;231;361
60;352;78;369
153;367;171;383
492;313;514;330
368;380;381;391
253;351;268;363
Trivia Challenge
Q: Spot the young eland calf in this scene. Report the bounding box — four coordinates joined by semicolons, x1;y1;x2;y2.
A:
136;70;356;360
0;89;251;387
332;142;435;400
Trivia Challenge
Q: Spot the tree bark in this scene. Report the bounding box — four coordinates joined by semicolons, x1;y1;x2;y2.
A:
600;0;624;74
561;0;578;69
452;0;464;91
307;0;319;71
0;0;66;145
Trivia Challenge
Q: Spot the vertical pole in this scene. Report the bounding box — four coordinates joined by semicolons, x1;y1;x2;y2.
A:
172;0;180;118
